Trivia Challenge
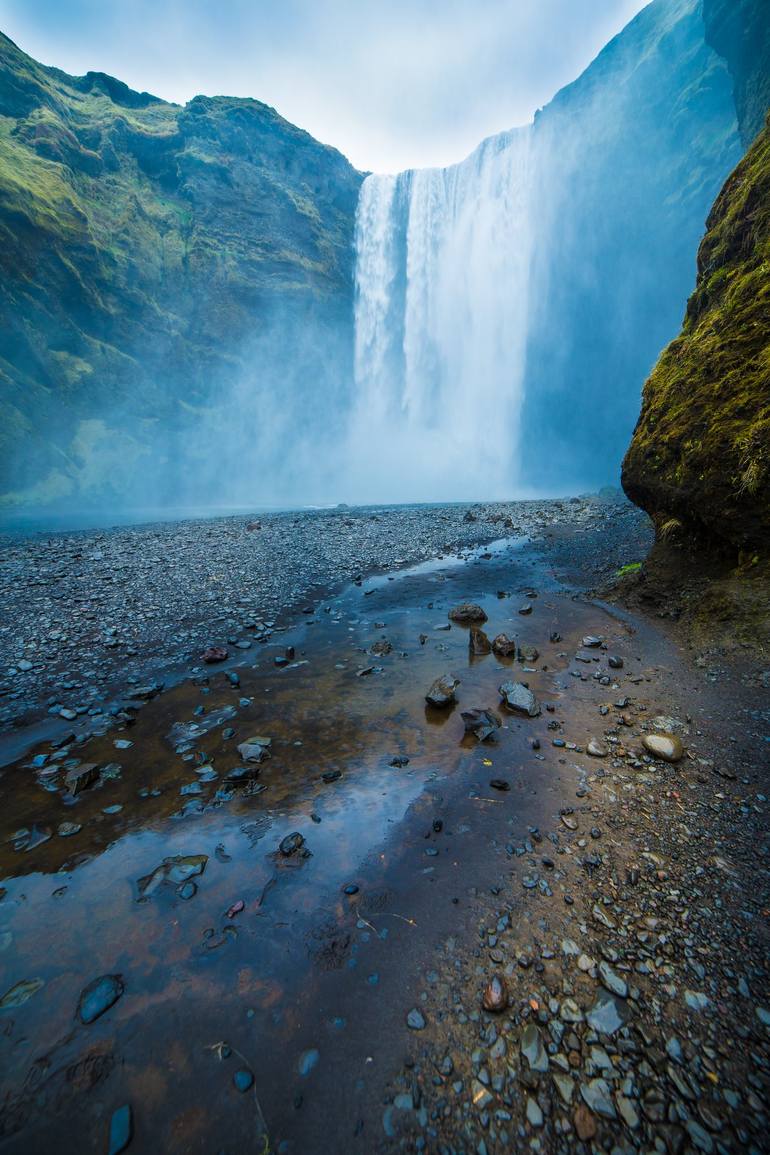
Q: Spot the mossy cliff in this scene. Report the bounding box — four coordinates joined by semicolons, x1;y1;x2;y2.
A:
0;32;362;509
621;117;770;556
621;0;769;655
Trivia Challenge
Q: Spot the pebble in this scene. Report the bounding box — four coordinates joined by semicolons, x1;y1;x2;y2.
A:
108;1104;132;1155
406;1009;426;1030
482;975;508;1012
233;1068;254;1092
77;974;124;1024
642;732;684;762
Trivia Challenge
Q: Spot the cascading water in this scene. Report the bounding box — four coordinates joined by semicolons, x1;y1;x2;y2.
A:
349;127;534;502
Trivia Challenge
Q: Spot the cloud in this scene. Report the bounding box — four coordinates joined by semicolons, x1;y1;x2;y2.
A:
0;0;648;170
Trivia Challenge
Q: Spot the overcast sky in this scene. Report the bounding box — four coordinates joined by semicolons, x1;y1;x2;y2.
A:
1;0;649;171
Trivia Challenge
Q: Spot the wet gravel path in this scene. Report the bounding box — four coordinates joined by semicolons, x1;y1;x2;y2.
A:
0;497;648;735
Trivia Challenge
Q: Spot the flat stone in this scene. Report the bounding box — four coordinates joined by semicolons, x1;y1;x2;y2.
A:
108;1105;132;1155
580;1078;617;1119
526;1096;543;1127
77;974;124;1024
406;1008;426;1030
598;959;628;998
586;990;626;1036
521;1023;549;1072
498;681;541;717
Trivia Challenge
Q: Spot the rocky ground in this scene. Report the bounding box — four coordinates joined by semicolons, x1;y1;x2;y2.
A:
0;496;646;741
0;497;767;1155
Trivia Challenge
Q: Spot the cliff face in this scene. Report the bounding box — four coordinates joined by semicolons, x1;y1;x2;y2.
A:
622;0;770;559
703;0;770;145
520;0;741;494
0;32;362;509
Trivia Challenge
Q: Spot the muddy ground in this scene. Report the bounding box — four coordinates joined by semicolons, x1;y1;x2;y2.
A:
0;498;767;1155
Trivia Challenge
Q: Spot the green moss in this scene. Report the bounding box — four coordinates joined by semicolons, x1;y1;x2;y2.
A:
0;30;363;505
617;561;643;576
622;114;770;554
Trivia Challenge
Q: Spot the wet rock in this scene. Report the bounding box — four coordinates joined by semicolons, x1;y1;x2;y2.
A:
586;990;626;1035
321;769;342;783
517;643;540;663
482;975;508;1012
279;832;305;856
406;1008;426;1030
297;1048;319;1076
0;977;45;1009
586;740;608;758
518;603;533;615
448;603;487;623
77;974;124;1024
492;633;517;657
498;681;541;717
237;736;272;763
469;627;491;655
521;1024;549;1072
574;1103;597;1141
64;763;100;795
461;708;501;742
608;655;624;669
343;884;359;895
425;674;460;708
526;1096;543;1127
201;646;229;664
57;822;82;837
137;854;207;899
642;732;684;762
580;1078;616;1119
598;960;628;998
582;635;602;647
108;1104;132;1155
489;779;510;791
233;1068;254;1092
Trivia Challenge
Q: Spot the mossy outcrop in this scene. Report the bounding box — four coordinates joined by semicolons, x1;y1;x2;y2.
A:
621;117;770;556
0;32;362;509
622;0;770;561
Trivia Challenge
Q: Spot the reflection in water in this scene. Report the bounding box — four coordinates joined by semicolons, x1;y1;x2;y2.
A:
0;539;600;1152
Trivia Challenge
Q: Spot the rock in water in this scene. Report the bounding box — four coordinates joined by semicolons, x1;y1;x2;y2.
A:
237;736;272;763
468;627;491;655
108;1105;132;1155
201;646;229;663
0;977;45;1009
425;674;460;708
482;975;508;1012
492;633;517;656
498;681;541;717
77;974;124;1024
461;708;501;742
279;832;305;856
642;732;684;762
64;763;100;795
448;603;487;623
517;643;540;663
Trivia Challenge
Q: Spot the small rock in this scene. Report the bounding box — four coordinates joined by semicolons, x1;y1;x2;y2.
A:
482;975;508;1012
77;974;124;1024
426;674;460;708
448;603;487;623
498;681;541;717
108;1105;132;1155
642;732;684;762
279;833;304;857
406;1008;426;1030
233;1068;254;1092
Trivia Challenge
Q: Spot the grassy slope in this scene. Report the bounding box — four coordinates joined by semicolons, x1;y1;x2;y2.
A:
0;33;362;506
622;117;770;556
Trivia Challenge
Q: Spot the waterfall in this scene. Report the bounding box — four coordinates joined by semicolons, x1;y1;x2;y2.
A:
349;127;534;502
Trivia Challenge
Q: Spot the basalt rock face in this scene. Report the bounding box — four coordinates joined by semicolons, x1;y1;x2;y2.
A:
0;32;362;510
622;0;770;560
704;0;770;146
